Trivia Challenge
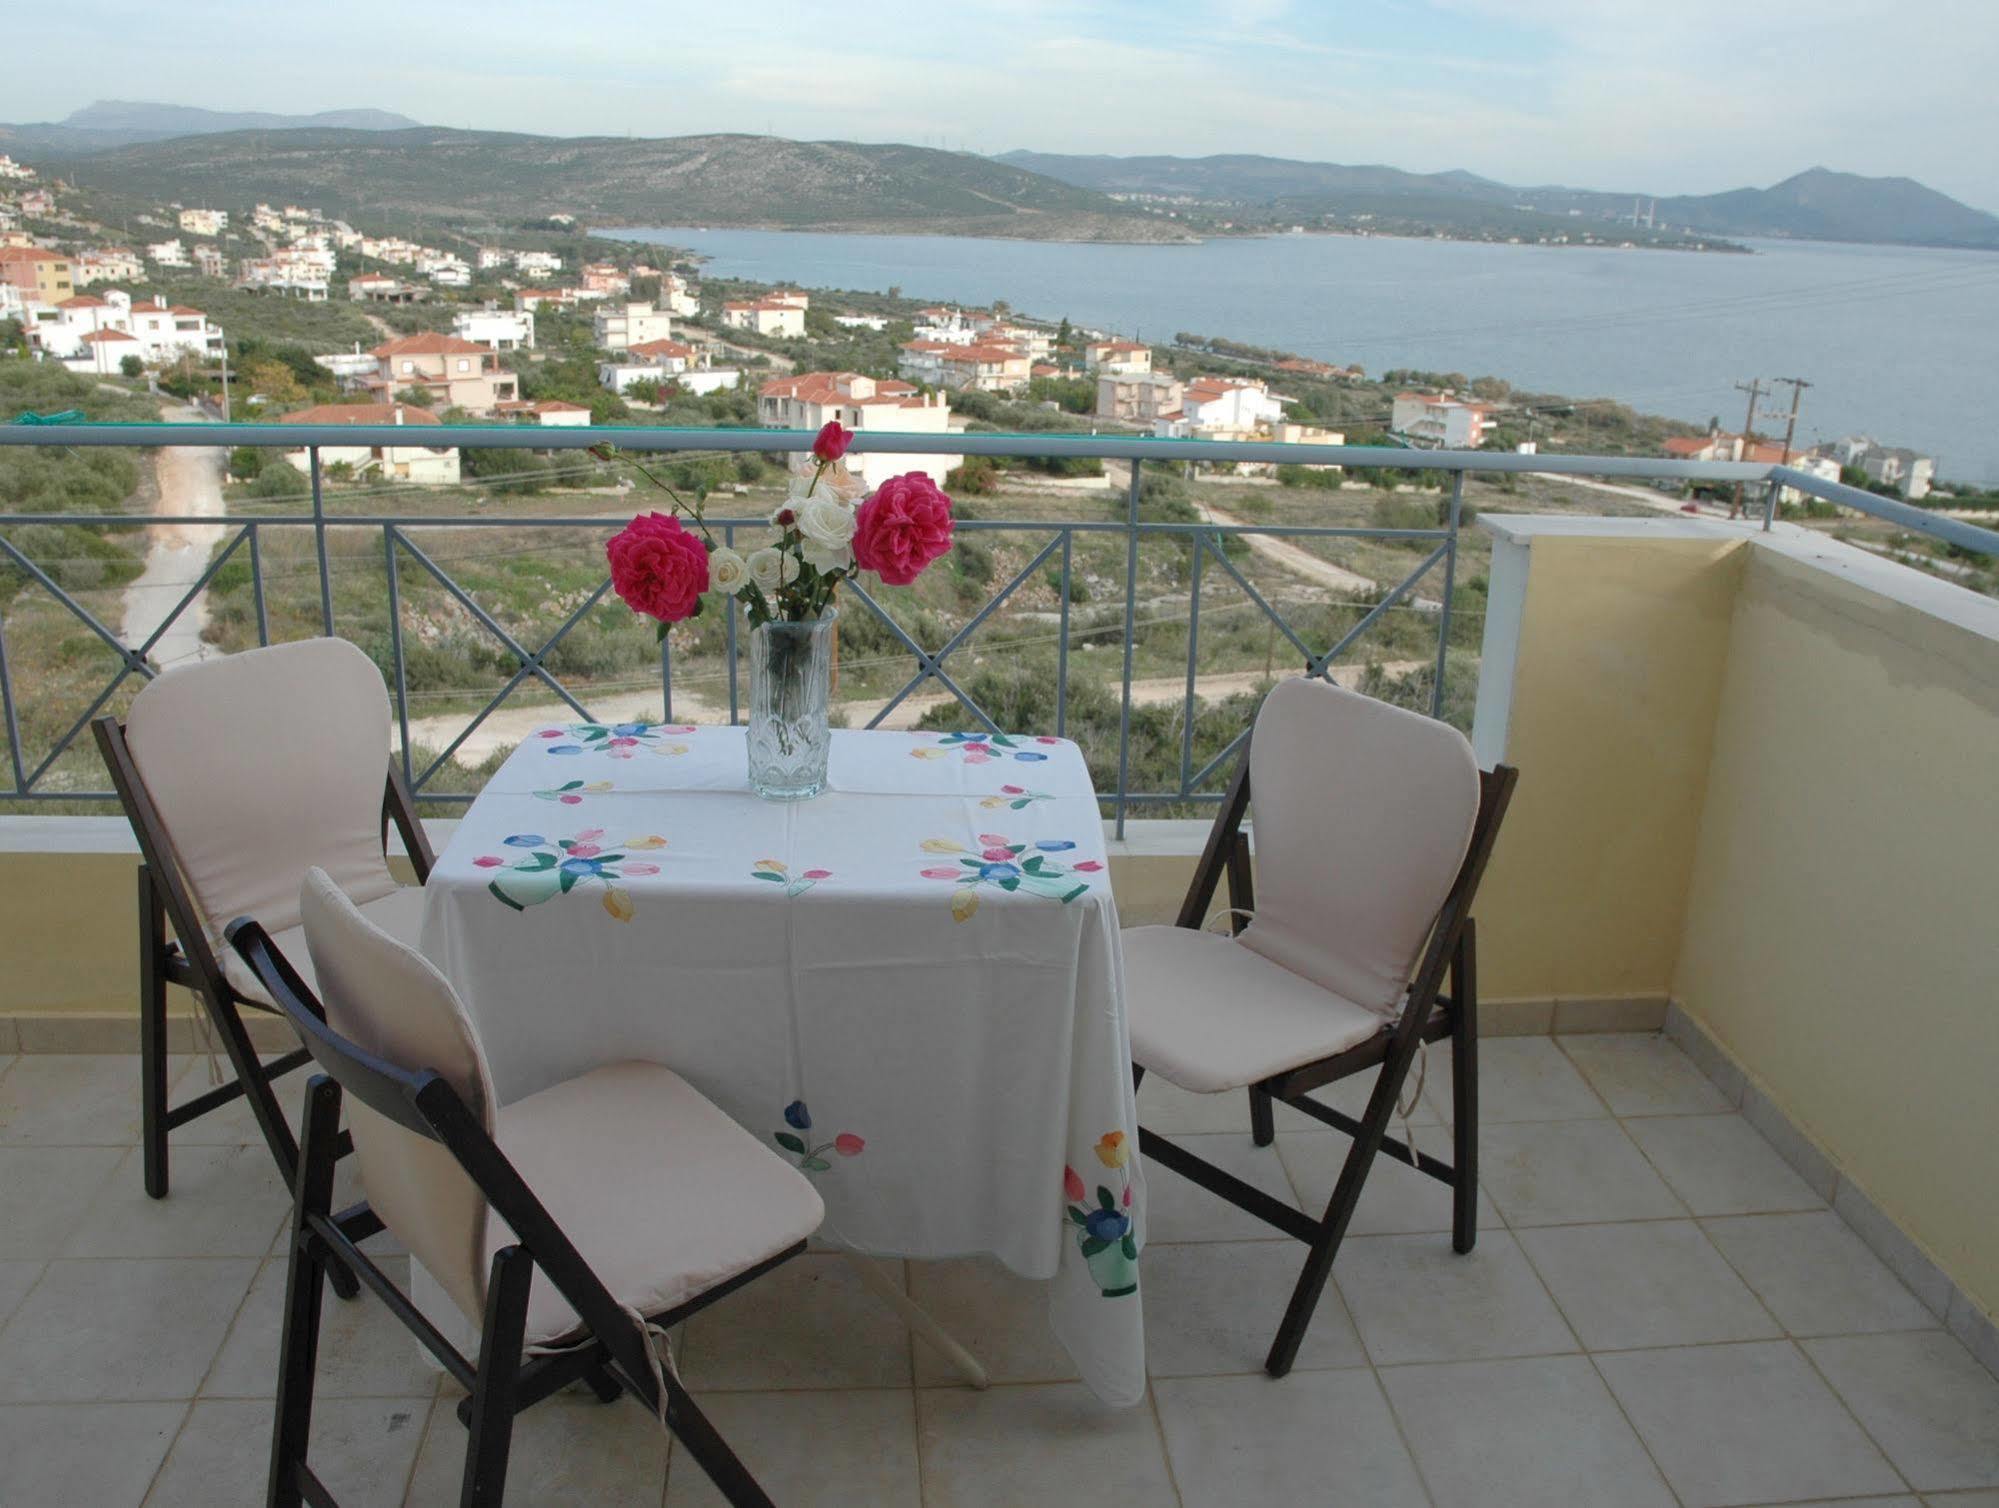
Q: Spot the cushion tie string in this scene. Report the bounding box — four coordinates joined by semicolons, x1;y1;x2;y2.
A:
619;1302;678;1433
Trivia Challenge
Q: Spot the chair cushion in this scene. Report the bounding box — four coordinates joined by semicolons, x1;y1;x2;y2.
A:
1124;924;1385;1093
228;884;427;1008
491;1061;825;1347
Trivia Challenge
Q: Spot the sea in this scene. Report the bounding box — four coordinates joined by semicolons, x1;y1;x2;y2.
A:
607;225;1999;484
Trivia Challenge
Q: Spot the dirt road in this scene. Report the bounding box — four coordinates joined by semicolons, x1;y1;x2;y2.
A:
121;405;226;670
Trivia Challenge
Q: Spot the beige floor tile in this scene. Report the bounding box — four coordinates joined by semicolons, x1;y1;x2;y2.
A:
0;1053;183;1146
1331;1230;1577;1365
1379;1354;1675;1507
1518;1220;1779;1350
906;1257;1077;1386
679;1253;912;1391
64;1145;290;1260
1704;1212;1939;1337
916;1381;1177;1508
1278;1064;1439;1128
1806;1332;1999;1492
0;1259;43;1329
1596;1340;1902;1507
0;1145;124;1259
1427;1035;1608;1123
665;1388;921;1507
1142;1132;1301;1243
1154;1369;1428;1507
1275;1123;1499;1237
1558;1032;1732;1116
1926;1492;1999;1506
407;1391;669;1506
1625;1114;1825;1216
0;1400;185;1506
1479;1119;1685;1226
168;1055;307;1147
1139;1240;1366;1377
1136;1074;1255;1134
0;1256;256;1402
150;1395;429;1507
204;1255;446;1401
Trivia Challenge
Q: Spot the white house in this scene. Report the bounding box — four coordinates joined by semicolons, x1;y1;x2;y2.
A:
659;272;700;317
118;293;226;362
74;247;144;287
60;327;145;375
177;208;227;237
757;371;959;489
476;247;511;269
721;298;805;337
1084;339;1151;375
1390;391;1497;449
146;240;190;268
496;399;593;428
592;300;673;353
513;250;562;276
313;344;383;382
834;313;888;332
453;307;536;351
192;245;227;279
598;337;696;392
1156;377;1285;440
279;402;460;484
1096;372;1183;425
30;293;128;359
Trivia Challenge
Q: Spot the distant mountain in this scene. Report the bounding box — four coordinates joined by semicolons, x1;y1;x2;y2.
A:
1000;152;1999;250
0;99;422;154
23;128;1188;243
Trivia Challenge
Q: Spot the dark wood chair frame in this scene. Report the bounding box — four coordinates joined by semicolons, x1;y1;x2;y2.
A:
92;713;434;1297
1134;744;1518;1378
227;916;798;1508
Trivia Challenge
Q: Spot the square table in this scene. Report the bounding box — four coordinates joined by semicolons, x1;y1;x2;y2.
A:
419;719;1148;1405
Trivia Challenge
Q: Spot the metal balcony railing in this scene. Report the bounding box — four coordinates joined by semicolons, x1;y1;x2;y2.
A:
1;421;1993;832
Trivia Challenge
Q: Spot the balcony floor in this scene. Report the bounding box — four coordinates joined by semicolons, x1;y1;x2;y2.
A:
1;1032;1995;1506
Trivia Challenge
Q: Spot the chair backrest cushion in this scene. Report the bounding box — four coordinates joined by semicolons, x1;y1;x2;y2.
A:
1240;677;1481;1017
300;866;497;1325
124;638;399;940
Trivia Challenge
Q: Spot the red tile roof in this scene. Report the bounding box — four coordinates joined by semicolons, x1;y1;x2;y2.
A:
58;295;108;308
627;338;694;359
369;332;489;358
280;402;443;425
79;328;139;343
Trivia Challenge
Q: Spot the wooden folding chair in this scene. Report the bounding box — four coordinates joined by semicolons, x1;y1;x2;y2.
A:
91;639;432;1293
1126;676;1516;1378
230;869;823;1508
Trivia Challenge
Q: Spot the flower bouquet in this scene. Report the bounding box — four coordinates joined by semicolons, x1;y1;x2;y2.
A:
602;422;956;798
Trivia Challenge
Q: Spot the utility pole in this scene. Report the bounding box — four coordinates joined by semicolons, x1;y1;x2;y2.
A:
1771;377;1811;461
1729;378;1767;519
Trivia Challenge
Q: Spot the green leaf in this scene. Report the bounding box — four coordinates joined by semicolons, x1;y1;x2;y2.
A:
960;857;982;868
1097;1187;1116;1211
520;852;557;871
1060;884;1087;903
1067;1207;1088;1226
558;839;574;850
561;780;583;791
597;854;625;866
1022;856;1045;874
800;1156;831;1172
750;871;785;882
774;1132;805;1153
1121;1234;1138;1260
558;870;577;893
1010;799;1030;810
992;733;1018;748
1079;1235;1107;1257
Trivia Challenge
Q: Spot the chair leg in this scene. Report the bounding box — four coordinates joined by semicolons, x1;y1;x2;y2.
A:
664;1385;776;1508
269;1078;340;1508
1265;1113;1388;1378
1450;921;1479;1256
1249;1085;1275;1147
138;866;171;1200
460;1246;533;1508
583;1362;624;1404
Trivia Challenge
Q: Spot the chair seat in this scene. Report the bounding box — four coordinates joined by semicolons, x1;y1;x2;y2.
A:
223;885;426;1007
492;1060;825;1347
1124;924;1386;1094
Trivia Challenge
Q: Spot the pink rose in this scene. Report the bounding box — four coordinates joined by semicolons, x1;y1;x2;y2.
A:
920;867;961;880
981;846;1013;861
852;473;954;586
811;421;853;463
473;856;503;868
607;511;709;625
1001;785;1024;794
1063;1166;1086;1202
834;1132;865;1156
537;729;564;739
569;843;601;858
1073;860;1103;873
577;829;604;841
558;794;582;804
802;868;832;880
623;862;660;876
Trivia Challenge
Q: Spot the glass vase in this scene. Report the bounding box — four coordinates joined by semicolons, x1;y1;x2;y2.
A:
746;610;836;800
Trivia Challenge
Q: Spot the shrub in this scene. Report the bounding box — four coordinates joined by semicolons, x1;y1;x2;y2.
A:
120;355;145;379
228;446;265;480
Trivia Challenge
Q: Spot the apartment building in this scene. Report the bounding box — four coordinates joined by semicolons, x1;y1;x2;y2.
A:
1390;390;1498;449
1155;377;1286;440
146;240;190;267
177;208;228;236
1084;339;1152;376
0;245;73;302
1095;371;1184;425
452;307;536;351
360;332;518;415
721;298;806;337
592;300;673;352
73;247;144;287
757;371;959;488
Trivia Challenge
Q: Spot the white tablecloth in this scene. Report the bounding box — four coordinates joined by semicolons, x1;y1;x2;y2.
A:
419;720;1147;1406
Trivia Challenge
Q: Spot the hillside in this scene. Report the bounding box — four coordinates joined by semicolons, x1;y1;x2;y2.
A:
1001;152;1999;251
27;128;1192;243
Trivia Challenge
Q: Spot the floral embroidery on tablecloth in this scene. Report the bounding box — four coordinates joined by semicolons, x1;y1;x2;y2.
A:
979;784;1055;811
772;1100;865;1173
919;834;1104;922
536;722;694;759
533;779;613;805
910;731;1059;765
1064;1132;1138;1297
476;828;667;921
749;859;832;897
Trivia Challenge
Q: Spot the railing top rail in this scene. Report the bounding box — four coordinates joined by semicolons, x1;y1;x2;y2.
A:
1767;466;1999;557
0;420;1776;479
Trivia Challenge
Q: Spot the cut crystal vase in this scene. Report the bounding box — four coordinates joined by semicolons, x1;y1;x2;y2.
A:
746;610;835;800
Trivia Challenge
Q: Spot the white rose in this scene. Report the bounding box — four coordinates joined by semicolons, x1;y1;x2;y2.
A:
747;547;785;594
707;546;750;597
800;538;853;575
780;550;801;586
796;494;857;553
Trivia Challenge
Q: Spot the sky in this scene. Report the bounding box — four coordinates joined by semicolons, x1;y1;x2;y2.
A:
13;0;1999;211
